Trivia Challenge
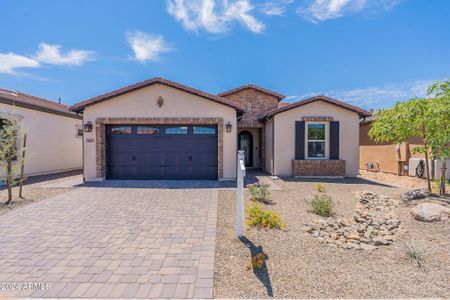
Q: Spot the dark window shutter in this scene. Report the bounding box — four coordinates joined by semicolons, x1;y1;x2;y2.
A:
330;121;340;160
295;121;305;159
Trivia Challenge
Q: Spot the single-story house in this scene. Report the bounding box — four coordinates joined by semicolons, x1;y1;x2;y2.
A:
360;116;450;178
70;77;370;181
0;88;83;176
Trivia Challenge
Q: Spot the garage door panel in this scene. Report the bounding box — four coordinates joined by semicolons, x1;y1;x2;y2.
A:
106;125;217;180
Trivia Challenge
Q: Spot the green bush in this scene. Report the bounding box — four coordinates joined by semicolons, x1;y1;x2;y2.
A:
248;182;270;202
309;194;333;217
246;203;285;229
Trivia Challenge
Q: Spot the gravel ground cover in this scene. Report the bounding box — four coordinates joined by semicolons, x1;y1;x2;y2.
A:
214;177;450;298
359;170;428;189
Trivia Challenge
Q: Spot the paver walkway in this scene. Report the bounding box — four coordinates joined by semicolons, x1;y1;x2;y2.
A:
0;184;218;298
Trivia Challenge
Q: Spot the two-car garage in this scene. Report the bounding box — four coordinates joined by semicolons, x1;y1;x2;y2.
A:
72;77;240;181
106;124;218;180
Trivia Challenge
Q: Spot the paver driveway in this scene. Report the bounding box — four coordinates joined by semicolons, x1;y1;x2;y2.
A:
0;184;218;298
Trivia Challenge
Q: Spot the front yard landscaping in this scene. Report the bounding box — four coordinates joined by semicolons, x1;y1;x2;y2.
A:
214;177;450;298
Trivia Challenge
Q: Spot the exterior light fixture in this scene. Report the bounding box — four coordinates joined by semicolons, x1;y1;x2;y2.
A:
226;122;232;132
84;121;93;132
156;96;164;107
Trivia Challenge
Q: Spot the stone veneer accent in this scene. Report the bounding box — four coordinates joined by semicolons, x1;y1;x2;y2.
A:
95;117;224;179
222;88;279;128
223;88;279;171
292;159;346;177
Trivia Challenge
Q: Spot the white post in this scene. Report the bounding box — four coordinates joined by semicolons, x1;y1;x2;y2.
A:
236;150;245;237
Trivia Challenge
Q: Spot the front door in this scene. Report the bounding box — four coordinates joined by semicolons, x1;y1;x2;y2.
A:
238;130;253;167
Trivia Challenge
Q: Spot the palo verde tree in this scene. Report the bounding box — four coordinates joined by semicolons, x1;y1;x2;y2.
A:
426;80;450;194
369;80;450;194
0;113;24;204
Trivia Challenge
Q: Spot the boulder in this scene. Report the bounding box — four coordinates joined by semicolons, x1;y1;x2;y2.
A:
410;202;450;222
360;243;378;251
401;189;430;201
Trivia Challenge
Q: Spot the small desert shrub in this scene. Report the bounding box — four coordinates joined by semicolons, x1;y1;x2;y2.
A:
315;183;326;193
309;194;333;217
249;182;270;202
246;253;267;270
432;178;440;194
246;203;285;229
404;244;423;268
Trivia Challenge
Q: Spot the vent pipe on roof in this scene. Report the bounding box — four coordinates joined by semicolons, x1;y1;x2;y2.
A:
58;97;61;104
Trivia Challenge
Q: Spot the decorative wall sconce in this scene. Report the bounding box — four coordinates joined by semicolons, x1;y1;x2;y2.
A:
226;122;232;132
84;121;93;132
156;96;164;108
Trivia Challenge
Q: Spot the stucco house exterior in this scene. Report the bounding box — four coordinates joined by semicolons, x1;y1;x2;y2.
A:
360;116;450;179
0;88;83;176
70;77;370;181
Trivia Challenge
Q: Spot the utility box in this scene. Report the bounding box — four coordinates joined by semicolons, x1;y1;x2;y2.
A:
408;158;450;179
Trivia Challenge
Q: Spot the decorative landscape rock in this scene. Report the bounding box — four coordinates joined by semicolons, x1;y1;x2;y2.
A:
401;188;430;202
304;191;403;250
410;202;450;222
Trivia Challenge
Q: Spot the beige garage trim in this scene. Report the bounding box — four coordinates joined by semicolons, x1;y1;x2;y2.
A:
95;117;224;179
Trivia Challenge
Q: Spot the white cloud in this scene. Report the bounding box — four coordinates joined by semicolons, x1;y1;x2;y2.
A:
298;0;401;22
126;31;173;63
260;0;294;16
0;43;94;75
167;0;265;34
287;80;435;109
35;43;94;65
0;53;40;74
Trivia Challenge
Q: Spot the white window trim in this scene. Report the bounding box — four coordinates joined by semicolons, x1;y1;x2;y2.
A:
305;121;329;159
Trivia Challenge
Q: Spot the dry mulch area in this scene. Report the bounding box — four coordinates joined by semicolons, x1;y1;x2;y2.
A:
0;186;74;215
214;178;450;298
359;169;428;189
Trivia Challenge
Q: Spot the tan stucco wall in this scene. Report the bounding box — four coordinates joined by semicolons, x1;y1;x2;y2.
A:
0;103;82;176
264;118;274;174
82;84;238;181
272;100;360;177
359;122;426;175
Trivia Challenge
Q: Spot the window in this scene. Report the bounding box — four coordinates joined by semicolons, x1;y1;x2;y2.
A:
110;126;131;134
165;127;188;135
137;126;159;135
307;123;326;158
193;127;216;135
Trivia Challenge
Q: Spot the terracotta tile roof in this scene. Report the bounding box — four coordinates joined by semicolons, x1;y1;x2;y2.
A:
218;84;285;101
259;95;371;120
0;88;80;119
70;77;244;113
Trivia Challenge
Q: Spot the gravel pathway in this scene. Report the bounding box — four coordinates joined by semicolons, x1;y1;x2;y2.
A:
214;178;450;298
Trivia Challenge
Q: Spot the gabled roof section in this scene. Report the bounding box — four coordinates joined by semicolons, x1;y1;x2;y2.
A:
0;88;81;119
218;84;285;101
259;95;371;120
70;77;244;113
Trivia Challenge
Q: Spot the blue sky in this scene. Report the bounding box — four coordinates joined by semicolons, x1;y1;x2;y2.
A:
0;0;449;109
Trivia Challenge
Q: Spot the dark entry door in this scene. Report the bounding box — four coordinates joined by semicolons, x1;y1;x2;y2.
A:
238;130;253;167
106;125;218;180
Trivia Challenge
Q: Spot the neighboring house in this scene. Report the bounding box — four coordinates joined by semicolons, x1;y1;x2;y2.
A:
70;77;370;181
0;88;83;176
360;117;450;178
